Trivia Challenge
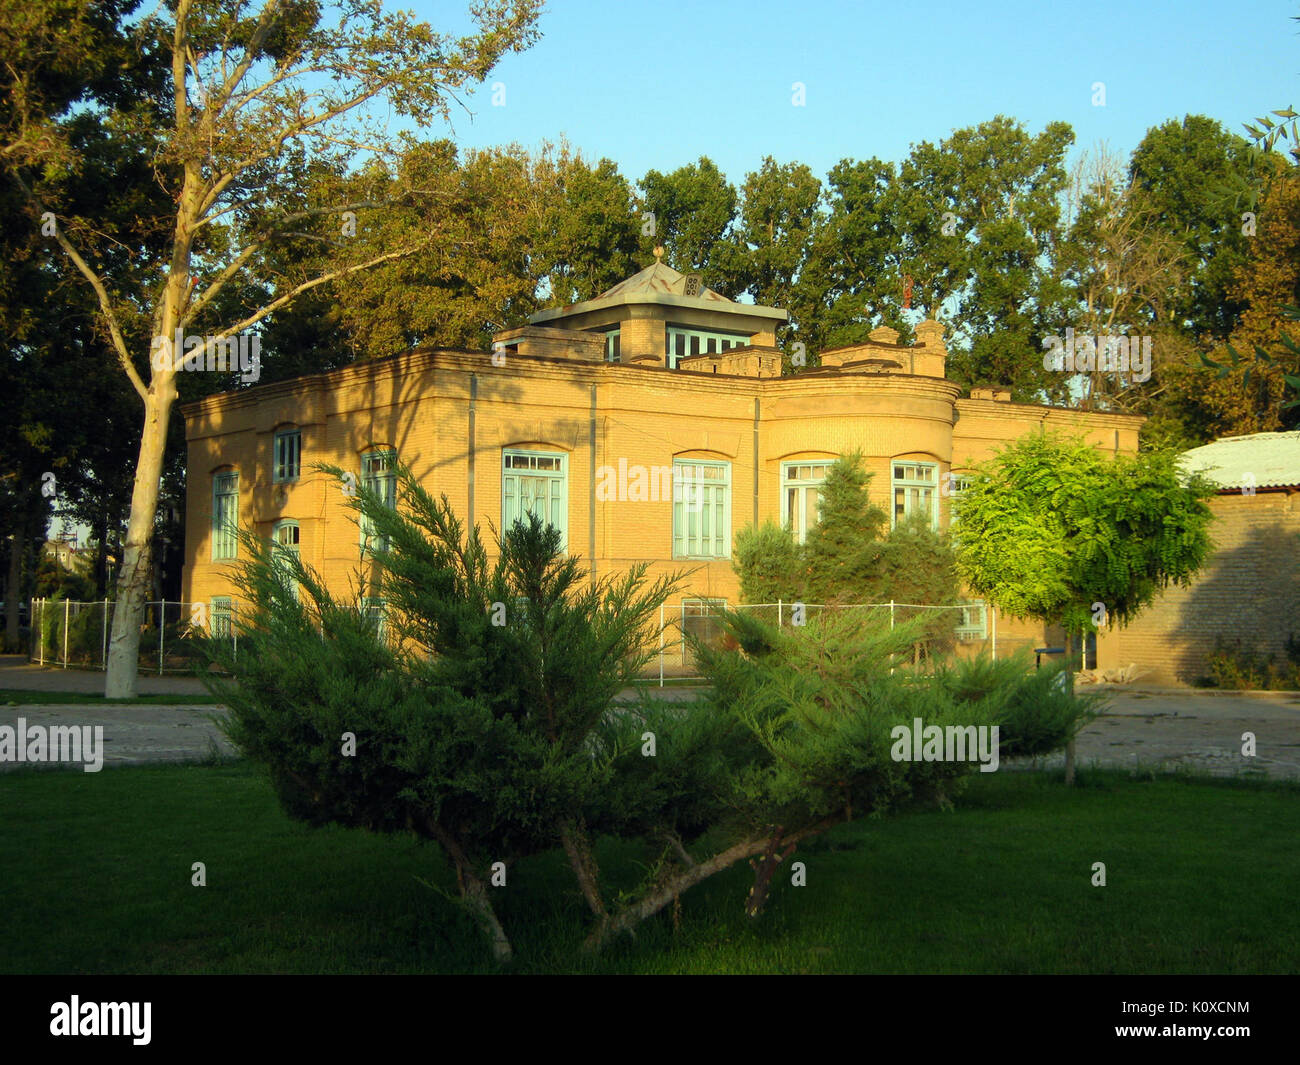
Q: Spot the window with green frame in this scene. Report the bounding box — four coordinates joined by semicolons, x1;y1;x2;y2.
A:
210;596;233;638
211;471;239;560
673;460;731;558
891;460;938;530
502;449;567;550
359;449;396;555
681;597;727;657
362;596;388;642
781;461;833;544
954;599;987;640
273;428;301;482
665;325;752;369
272;520;300;603
945;471;974;537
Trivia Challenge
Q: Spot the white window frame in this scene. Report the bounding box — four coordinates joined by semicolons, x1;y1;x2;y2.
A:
210;596;233;638
781;461;834;544
272;520;301;603
665;325;752;369
891;460;939;530
502;448;568;552
673;460;731;559
362;596;388;642
273;428;301;483
211;471;239;561
955;599;987;641
680;597;727;658
359;449;397;556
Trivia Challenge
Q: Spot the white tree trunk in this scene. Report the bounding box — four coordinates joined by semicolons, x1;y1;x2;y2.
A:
104;387;175;697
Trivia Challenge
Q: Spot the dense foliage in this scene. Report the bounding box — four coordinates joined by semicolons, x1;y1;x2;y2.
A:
204;461;1098;959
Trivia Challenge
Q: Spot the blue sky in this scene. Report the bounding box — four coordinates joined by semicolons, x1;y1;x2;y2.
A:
423;0;1300;185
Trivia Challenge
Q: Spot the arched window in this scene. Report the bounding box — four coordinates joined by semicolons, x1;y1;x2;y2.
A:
272;520;300;603
359;449;397;555
502;449;567;551
211;469;239;560
273;426;301;483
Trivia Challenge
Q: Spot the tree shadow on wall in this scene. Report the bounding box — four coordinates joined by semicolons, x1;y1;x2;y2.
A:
1173;516;1300;684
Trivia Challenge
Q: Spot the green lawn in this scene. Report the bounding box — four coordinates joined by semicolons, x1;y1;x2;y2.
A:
0;689;224;706
1;761;1296;974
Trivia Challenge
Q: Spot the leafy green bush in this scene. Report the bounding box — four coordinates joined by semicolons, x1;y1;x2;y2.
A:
205;460;1102;961
1202;637;1300;690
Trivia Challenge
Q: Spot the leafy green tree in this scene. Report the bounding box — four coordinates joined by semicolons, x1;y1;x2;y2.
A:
726;157;821;347
953;432;1215;778
807;118;1074;399
211;458;1095;959
801;454;889;603
637;157;740;291
1128;116;1254;341
3;0;542;697
734;454;957;608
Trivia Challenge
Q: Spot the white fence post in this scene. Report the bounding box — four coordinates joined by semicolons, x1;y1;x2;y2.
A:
102;599;109;670
991;604;997;660
158;602;164;675
658;603;664;688
778;598;783;627
36;599;43;666
62;597;69;668
889;599;895;676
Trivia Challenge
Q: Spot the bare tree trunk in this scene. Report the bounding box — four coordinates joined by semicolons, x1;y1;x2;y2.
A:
4;511;26;653
459;865;513;963
422;815;513;962
104;391;173;697
583;818;838;954
745;826;797;919
104;162;194;697
560;818;608;939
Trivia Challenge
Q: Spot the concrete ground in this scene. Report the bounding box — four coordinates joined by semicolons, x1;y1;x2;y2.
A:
2;658;1298;778
0;655;208;696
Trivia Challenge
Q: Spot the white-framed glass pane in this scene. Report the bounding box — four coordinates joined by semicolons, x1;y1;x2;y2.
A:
212;472;239;560
891;461;938;530
273;429;301;482
672;461;731;558
781;461;832;543
360;450;397;554
503;449;567;551
210;596;233;638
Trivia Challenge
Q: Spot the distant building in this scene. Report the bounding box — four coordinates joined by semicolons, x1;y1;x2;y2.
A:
180;259;1143;670
1102;431;1300;685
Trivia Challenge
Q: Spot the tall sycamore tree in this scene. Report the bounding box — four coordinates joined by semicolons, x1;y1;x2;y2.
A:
6;0;541;695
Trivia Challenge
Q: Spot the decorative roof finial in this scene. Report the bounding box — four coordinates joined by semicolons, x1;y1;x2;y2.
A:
653;244;664;263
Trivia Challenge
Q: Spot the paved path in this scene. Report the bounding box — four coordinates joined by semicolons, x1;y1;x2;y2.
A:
0;656;209;696
2;660;1297;778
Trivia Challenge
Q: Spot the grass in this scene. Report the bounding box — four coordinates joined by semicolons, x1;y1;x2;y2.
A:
1;761;1296;974
0;689;223;706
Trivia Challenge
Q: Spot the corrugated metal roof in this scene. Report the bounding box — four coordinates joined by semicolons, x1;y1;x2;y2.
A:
1177;430;1300;490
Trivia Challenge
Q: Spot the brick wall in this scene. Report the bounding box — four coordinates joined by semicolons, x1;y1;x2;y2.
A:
1096;490;1300;684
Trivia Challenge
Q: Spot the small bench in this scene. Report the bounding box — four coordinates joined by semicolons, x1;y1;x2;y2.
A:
1033;646;1066;670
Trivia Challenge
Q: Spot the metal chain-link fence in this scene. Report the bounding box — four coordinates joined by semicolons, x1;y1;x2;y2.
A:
652;599;1026;684
28;598;240;674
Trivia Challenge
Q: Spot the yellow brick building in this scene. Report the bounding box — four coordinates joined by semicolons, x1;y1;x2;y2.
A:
180;260;1143;667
